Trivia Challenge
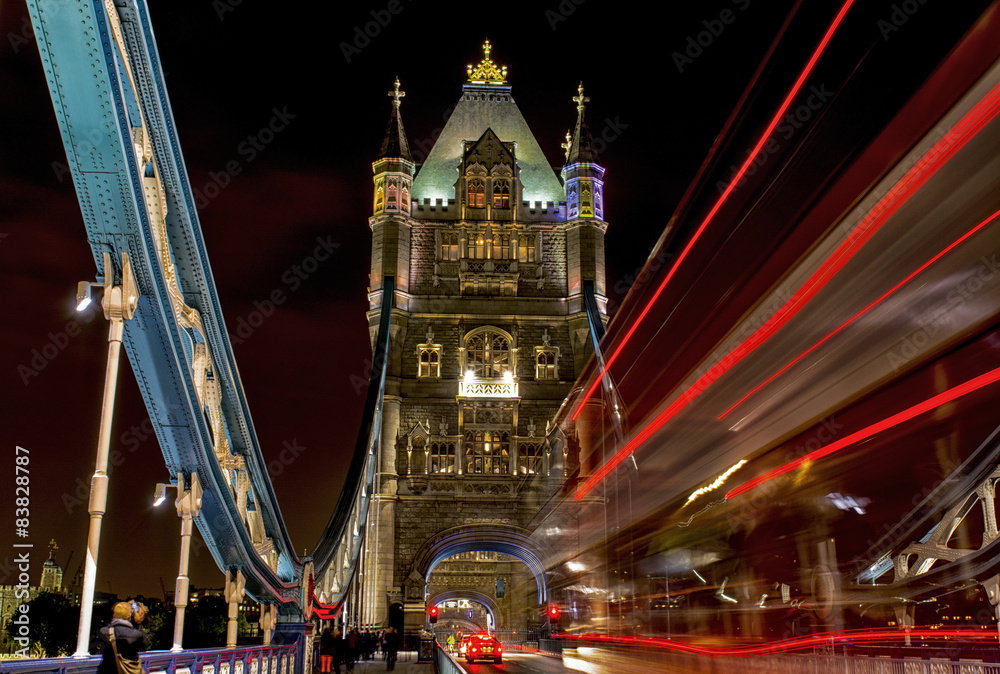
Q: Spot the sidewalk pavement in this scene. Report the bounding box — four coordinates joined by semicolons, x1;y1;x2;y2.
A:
331;651;432;673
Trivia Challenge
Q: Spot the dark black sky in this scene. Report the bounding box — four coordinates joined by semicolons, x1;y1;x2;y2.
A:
0;0;867;600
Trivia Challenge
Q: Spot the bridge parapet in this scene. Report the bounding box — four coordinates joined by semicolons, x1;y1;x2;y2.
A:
0;639;301;674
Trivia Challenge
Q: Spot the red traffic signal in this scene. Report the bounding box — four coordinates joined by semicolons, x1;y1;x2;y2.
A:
547;605;560;621
428;605;439;623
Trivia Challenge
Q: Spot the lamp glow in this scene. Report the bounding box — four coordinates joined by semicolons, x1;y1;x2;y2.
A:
75;281;92;311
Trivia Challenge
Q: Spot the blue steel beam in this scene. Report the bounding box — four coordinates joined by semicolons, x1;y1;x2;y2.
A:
25;0;305;610
310;278;394;616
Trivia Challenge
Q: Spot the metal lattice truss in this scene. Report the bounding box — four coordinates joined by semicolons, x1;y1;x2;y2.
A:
893;465;1000;581
857;464;1000;595
26;0;301;607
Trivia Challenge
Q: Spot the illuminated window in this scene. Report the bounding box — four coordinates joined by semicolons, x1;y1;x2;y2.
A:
468;232;487;259
401;186;410;213
440;232;460;261
374;181;384;213
467;179;485;208
386;182;397;210
492;179;510;209
466;329;511;377
518;443;543;475
518;233;537;262
534;330;559;380
417;332;441;378
431;442;456;474
535;351;557;380
492;233;511;260
464;430;510;474
419;349;439;377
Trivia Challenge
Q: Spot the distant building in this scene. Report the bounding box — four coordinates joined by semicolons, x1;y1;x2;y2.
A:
39;549;63;592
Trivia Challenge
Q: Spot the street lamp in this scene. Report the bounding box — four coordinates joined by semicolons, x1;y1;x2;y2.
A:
153;472;203;652
74;252;139;657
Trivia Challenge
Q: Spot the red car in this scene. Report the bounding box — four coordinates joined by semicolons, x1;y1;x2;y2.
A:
466;634;502;664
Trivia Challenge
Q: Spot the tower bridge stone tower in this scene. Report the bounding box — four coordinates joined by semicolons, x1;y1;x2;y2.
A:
364;42;608;635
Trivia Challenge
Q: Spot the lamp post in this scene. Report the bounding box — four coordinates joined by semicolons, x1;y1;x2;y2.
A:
74;252;139;657
154;472;203;651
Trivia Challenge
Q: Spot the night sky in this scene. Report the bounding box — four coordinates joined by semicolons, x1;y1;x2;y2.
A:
0;0;868;601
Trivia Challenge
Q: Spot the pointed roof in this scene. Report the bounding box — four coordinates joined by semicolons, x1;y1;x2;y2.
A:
411;42;564;205
566;83;600;164
378;78;411;161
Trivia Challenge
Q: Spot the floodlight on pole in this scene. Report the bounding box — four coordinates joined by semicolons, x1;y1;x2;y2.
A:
73;251;139;657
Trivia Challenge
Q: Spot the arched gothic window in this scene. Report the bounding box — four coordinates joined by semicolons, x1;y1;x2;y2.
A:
465;329;511;377
536;351;557;380
493;180;510;209
467;179;485;208
419;349;439;377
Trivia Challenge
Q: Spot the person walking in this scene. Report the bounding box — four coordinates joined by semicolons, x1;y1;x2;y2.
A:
332;629;346;674
345;628;359;672
319;627;335;674
385;626;400;671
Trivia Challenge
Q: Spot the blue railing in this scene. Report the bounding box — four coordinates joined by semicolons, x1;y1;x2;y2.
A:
1;643;297;674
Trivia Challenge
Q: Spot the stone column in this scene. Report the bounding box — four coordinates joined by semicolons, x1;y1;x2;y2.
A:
372;396;400;628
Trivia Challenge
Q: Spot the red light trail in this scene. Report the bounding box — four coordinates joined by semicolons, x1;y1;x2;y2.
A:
556;627;998;658
717;206;1000;420
725;365;1000;499
570;0;858;424
572;76;1000;502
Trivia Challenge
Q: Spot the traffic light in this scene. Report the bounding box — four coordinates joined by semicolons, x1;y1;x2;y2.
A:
428;604;439;624
547;605;560;622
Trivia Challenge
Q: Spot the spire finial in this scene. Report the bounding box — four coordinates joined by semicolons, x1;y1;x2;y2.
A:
467;39;508;84
561;130;572;161
573;82;589;116
388;77;405;108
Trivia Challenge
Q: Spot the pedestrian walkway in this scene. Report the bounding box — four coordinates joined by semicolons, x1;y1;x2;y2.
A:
335;651;432;673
